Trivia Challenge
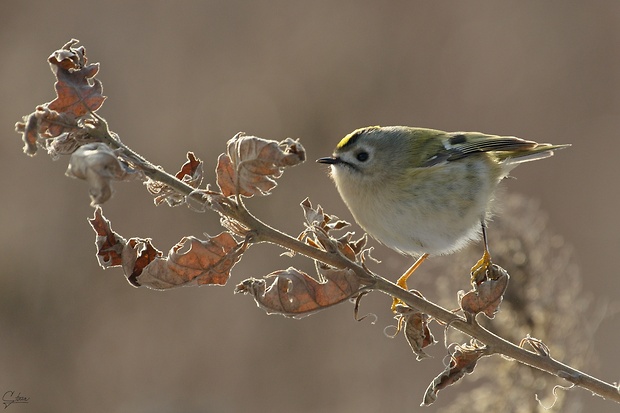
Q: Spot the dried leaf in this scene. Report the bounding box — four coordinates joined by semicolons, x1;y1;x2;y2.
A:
215;153;238;197
460;264;510;318
313;226;337;254
15;112;40;156
422;343;487;406
147;152;204;206
89;207;127;268
48;39;106;117
216;133;306;197
327;219;350;231
301;197;328;227
88;208;245;289
337;241;357;261
15;39;104;156
397;307;436;360
135;234;244;290
297;198;365;263
175;152;203;185
16;106;81;156
66;142;128;206
234;266;361;317
300;197;350;232
124;238;162;287
45;128;95;159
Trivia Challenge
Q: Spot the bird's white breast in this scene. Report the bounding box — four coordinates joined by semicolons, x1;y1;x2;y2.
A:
331;159;496;256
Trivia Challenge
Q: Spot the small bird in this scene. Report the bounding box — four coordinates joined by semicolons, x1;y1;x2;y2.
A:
317;126;568;307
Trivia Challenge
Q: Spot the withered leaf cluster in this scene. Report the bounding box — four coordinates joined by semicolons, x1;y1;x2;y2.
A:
15;39;131;205
89;208;246;289
16;39;105;157
422;342;488;406
388;259;511;405
15;39;311;292
235;198;370;317
86;126;310;290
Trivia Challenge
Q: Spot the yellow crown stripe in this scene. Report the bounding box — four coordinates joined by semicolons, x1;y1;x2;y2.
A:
336;126;380;149
336;132;357;149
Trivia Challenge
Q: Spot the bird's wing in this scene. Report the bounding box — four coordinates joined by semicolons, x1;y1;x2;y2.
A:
443;133;538;161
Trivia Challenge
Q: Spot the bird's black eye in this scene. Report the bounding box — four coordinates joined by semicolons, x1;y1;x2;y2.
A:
356;151;369;162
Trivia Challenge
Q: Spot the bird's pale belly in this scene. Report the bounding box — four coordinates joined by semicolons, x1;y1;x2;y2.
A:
340;161;495;256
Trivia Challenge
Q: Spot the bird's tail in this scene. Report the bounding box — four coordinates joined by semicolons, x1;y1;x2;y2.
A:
499;143;571;165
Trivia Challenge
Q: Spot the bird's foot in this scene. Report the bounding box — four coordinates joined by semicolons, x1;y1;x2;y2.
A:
470;249;493;286
391;253;429;312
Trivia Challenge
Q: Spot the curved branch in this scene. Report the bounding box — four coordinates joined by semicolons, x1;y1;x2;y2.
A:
378;277;620;402
84;115;620;404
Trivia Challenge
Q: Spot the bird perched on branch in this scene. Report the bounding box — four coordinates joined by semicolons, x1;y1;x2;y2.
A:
318;126;569;309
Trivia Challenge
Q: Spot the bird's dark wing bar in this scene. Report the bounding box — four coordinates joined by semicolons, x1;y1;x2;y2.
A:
444;136;538;161
421;135;541;167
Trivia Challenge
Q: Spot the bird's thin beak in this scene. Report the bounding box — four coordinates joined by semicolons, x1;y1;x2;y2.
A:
316;156;340;165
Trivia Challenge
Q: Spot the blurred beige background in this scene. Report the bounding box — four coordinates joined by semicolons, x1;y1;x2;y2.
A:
2;1;620;412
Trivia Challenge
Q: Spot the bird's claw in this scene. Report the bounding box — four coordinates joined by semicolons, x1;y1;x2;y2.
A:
470;250;492;286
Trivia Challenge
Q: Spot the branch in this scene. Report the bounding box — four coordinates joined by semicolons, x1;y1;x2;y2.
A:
89;117;620;402
380;276;620;402
16;39;618;408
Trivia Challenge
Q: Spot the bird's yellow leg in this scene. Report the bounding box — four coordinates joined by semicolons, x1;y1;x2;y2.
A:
391;253;429;312
470;222;492;284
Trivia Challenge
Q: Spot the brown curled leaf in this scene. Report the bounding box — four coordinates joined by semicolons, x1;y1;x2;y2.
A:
147;152;204;206
215;153;238;197
300;197;350;233
337;240;356;261
16;39;105;156
216;133;306;197
89;208;163;285
134;234;245;290
401;308;436;360
124;238;162;287
422;343;488;406
234;266;361;318
48;39;106;117
460;264;510;318
89;207;127;268
89;208;245;289
301;197;328;227
312;226;337;254
175;152;203;185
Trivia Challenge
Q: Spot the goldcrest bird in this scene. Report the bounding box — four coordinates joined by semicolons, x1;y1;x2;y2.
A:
317;126;568;305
